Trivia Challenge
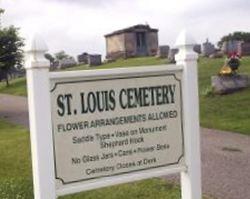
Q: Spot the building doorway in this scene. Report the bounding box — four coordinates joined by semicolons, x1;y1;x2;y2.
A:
136;32;147;56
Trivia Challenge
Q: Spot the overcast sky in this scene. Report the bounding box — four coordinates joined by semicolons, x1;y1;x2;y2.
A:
1;0;250;58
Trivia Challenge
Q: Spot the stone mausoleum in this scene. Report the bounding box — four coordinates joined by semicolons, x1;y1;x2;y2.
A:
104;24;158;60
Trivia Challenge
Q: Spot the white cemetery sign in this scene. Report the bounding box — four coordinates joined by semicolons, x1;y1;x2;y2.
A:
25;31;201;199
50;67;184;185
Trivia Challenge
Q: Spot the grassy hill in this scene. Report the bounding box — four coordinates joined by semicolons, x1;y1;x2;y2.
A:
1;56;250;134
198;57;250;134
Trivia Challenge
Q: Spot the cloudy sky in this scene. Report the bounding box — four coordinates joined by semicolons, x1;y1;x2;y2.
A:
1;0;250;58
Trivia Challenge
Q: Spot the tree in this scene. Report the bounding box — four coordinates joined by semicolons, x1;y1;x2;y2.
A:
54;50;69;60
0;8;4;27
0;25;24;86
45;53;55;65
218;31;250;48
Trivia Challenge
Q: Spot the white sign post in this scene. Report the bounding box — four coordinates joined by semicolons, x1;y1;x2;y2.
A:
25;35;56;199
175;30;202;199
25;31;201;199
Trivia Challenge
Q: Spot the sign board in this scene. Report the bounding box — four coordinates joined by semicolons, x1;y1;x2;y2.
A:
25;32;201;199
50;68;185;188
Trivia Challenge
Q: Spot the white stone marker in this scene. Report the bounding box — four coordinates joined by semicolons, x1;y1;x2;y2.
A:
25;30;201;199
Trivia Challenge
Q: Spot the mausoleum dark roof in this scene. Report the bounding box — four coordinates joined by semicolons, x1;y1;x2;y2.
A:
105;24;158;37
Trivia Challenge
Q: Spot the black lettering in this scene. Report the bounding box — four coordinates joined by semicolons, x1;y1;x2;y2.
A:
134;87;142;106
150;87;156;105
162;85;169;104
88;92;96;113
119;89;127;109
104;91;109;111
169;85;176;103
81;92;88;114
142;87;150;106
57;94;65;116
96;91;105;112
127;88;135;108
64;94;73;115
109;89;116;110
155;87;163;105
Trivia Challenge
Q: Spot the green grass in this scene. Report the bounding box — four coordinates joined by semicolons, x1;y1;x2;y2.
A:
1;56;250;135
68;56;168;71
60;179;181;199
0;119;33;198
0;120;31;178
95;56;168;69
0;77;27;96
198;57;250;135
0;57;167;96
0;120;185;199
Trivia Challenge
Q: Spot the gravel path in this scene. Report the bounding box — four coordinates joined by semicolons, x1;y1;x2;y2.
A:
201;128;250;199
0;94;29;127
0;93;250;199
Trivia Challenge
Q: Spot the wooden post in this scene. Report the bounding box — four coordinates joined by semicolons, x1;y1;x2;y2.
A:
175;30;202;199
25;35;56;199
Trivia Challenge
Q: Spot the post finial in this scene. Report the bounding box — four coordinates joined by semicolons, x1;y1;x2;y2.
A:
175;29;198;63
175;29;196;47
25;34;50;69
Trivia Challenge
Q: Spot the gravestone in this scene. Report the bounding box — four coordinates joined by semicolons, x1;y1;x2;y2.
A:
221;40;242;55
209;51;224;58
157;45;169;58
88;54;102;66
168;48;179;63
77;52;89;64
193;44;201;54
211;74;250;94
241;42;250;56
58;57;77;69
202;39;215;57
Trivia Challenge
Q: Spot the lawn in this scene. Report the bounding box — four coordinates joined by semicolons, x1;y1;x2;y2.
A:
0;119;33;198
0;56;250;134
198;56;250;135
68;56;168;71
0;77;26;96
0;57;167;96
